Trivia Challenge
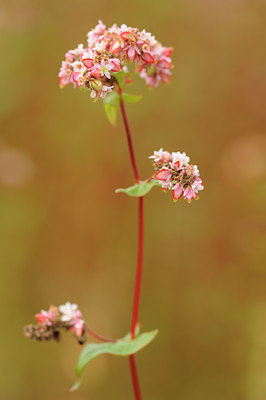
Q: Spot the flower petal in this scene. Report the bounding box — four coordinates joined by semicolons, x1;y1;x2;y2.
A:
172;184;183;201
127;46;137;61
141;52;155;64
154;169;172;181
110;40;121;53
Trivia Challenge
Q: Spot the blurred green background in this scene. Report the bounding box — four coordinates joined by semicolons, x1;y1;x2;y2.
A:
1;0;266;399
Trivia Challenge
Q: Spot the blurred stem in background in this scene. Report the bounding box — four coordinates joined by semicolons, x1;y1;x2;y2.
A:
119;90;144;400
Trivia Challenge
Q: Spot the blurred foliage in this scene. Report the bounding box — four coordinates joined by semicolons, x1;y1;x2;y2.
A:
1;0;266;399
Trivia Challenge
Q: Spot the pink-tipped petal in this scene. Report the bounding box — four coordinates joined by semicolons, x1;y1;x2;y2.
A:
59;75;71;88
72;72;80;86
36;313;46;324
154;169;172;181
172;184;183;201
82;58;94;69
184;187;195;201
162;48;172;57
72;320;84;336
90;67;101;79
127;46;137;61
111;59;121;72
110;40;121;53
141;52;155;64
159;59;172;69
120;31;132;40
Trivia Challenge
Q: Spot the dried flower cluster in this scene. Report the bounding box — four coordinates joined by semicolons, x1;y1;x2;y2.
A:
150;149;204;202
24;302;86;344
59;21;173;100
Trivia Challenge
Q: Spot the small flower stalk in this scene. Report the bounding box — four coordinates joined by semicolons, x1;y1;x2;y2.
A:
150;149;204;202
59;21;173;100
24;302;87;344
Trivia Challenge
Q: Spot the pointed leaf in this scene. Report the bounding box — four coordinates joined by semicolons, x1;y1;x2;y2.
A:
122;92;143;103
104;103;117;127
103;90;120;107
71;330;158;390
113;70;127;90
115;180;161;197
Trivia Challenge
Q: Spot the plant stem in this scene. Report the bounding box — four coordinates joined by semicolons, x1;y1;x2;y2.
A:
119;94;140;184
86;326;116;343
130;196;144;339
119;95;144;400
129;355;143;400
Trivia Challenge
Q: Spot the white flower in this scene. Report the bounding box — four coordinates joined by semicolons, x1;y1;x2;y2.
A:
59;302;80;322
192;164;199;175
120;24;129;32
94;42;106;52
171;151;190;168
94;59;113;79
149;148;172;163
71;61;86;73
69;44;84;57
100;85;113;99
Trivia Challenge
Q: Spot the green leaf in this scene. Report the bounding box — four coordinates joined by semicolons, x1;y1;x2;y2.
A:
113;70;126;90
103;90;120;107
115;180;161;197
122;92;143;103
104;103;117;127
71;330;158;390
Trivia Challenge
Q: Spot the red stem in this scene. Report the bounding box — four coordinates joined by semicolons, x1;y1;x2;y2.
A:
119;95;144;400
129;355;142;400
130;196;144;339
119;93;140;183
86;326;115;343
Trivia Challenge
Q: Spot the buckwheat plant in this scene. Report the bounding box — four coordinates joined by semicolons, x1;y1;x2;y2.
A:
24;21;204;399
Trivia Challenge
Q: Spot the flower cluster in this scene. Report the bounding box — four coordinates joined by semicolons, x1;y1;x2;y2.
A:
150;149;204;202
24;302;86;344
59;21;173;100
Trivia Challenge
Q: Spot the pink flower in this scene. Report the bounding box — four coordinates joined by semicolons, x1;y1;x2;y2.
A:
59;74;71;88
172;183;183;201
59;302;85;337
110;58;121;72
140;52;155;64
151;149;204;202
171;151;190;169
36;305;58;326
192;176;204;192
58;61;72;88
154;168;172;191
154;168;172;181
71;319;85;337
81;51;94;69
109;40;122;53
59;21;173;100
69;44;85;58
95;59;113;79
183;187;197;201
90;66;102;79
149;148;172;163
125;43;140;61
87;20;106;47
94;20;106;34
100;85;114;99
